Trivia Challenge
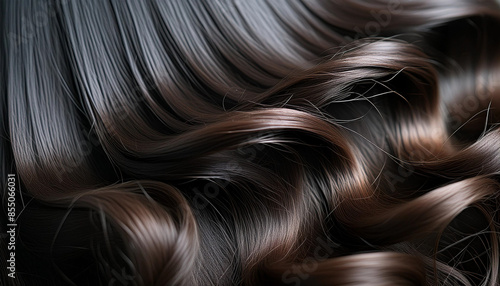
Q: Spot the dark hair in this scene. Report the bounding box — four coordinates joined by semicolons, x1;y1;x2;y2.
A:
2;0;500;285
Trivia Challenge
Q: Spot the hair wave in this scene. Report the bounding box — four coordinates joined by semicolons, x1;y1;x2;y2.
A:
2;0;500;285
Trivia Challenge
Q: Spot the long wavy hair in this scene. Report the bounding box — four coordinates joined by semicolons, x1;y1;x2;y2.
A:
2;0;500;285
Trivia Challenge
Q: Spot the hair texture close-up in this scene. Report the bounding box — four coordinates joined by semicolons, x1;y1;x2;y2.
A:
2;0;500;285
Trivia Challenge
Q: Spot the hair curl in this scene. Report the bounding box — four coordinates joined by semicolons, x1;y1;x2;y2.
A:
2;0;500;285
